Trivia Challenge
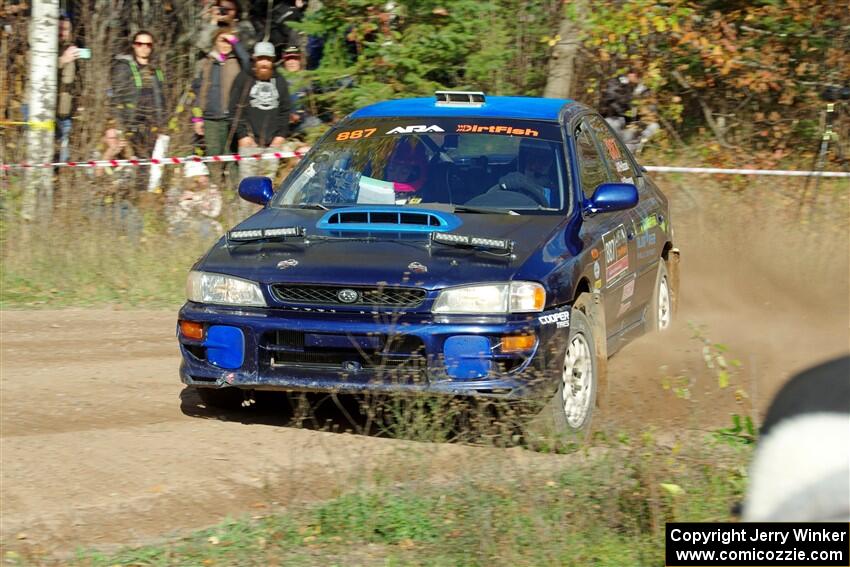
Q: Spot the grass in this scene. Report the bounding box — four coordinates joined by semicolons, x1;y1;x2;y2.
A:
5;435;749;566
1;211;210;308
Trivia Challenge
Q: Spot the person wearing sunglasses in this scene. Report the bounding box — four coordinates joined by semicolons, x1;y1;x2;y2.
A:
109;30;166;160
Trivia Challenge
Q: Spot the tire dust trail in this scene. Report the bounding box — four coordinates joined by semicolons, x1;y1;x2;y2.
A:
1;183;848;558
603;181;849;430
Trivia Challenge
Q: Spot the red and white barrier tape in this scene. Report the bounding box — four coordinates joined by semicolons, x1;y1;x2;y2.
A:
644;165;850;177
0;152;847;178
0;149;307;172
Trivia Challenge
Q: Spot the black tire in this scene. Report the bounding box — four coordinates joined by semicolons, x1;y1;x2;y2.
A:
648;260;673;332
196;386;246;410
525;305;601;450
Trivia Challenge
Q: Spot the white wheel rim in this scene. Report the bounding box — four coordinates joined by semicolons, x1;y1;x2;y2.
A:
561;333;593;429
657;275;671;330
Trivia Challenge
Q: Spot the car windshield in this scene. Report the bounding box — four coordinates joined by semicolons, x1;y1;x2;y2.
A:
272;118;569;213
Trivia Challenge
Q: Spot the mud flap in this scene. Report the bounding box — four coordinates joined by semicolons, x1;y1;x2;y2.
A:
667;248;681;318
574;293;608;408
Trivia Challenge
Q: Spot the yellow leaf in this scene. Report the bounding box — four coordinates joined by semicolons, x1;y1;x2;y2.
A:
660;483;685;496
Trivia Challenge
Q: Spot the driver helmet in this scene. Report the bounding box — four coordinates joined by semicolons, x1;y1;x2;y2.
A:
517;138;555;177
386;138;428;191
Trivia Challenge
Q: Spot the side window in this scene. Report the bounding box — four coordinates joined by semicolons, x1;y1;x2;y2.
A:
575;123;608;200
588;115;638;185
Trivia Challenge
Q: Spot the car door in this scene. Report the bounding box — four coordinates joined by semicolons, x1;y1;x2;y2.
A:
573;117;637;338
586;114;663;327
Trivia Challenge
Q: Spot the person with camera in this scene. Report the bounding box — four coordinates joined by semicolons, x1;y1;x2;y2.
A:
88;122;143;239
600;69;659;155
57;13;88;163
195;0;256;54
190;27;251;184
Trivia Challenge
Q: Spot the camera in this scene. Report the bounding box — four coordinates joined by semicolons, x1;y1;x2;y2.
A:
820;85;850;102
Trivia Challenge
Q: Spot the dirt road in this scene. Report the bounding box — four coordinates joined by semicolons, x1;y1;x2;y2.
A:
2;184;848;558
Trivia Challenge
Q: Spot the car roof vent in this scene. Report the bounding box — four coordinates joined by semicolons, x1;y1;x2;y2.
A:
317;207;462;233
435;91;486;106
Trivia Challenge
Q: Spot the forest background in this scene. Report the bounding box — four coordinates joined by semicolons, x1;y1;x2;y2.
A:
1;0;848;175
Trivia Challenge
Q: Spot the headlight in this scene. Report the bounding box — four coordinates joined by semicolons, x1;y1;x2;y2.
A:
186;271;266;306
432;282;545;314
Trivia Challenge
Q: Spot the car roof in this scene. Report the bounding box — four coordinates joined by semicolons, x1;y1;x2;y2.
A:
349;96;575;122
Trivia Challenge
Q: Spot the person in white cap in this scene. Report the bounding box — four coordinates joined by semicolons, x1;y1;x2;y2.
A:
166;160;223;238
227;41;292;217
229;42;291;150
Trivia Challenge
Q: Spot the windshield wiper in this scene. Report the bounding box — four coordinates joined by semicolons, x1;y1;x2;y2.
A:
453;205;518;215
281;203;329;210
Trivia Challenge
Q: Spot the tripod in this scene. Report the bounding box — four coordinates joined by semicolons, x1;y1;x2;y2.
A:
800;97;848;212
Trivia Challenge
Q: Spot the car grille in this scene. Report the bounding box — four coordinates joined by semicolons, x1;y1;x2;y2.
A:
270;284;426;308
261;330;426;371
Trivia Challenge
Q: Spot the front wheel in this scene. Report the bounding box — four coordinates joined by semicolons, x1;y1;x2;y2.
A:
525;304;603;450
551;307;599;437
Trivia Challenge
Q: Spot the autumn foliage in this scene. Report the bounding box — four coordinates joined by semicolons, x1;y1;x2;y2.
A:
577;0;850;164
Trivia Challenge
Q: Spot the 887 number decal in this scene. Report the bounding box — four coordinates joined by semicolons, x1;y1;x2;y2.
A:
336;128;377;141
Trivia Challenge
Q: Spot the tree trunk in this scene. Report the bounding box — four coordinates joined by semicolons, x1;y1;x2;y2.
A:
21;0;59;221
543;10;583;100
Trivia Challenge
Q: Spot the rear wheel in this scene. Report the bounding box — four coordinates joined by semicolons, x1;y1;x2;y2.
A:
196;386;246;410
648;261;672;331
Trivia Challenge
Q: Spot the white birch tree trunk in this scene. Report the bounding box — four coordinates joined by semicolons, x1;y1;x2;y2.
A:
21;0;59;221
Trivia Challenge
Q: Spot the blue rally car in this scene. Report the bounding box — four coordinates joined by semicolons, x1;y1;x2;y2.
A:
177;91;679;436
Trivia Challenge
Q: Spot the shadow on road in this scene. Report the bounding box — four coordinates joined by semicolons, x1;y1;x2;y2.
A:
179;387;527;446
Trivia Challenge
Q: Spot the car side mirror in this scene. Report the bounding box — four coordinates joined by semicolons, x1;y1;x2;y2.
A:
582;182;638;216
238;176;274;206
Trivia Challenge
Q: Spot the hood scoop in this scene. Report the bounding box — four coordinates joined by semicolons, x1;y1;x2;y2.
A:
316;207;461;233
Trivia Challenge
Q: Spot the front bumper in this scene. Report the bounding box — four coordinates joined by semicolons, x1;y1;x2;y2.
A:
177;302;570;400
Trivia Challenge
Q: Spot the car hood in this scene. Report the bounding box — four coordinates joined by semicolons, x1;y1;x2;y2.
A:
198;207;566;288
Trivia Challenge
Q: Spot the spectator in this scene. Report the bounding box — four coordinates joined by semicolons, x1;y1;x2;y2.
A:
229;41;291;183
57;13;82;163
195;0;256;54
248;0;307;56
167;160;223;238
110;30;166;159
600;70;659;155
190;28;251;183
88;124;143;238
304;34;324;70
279;46;321;138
